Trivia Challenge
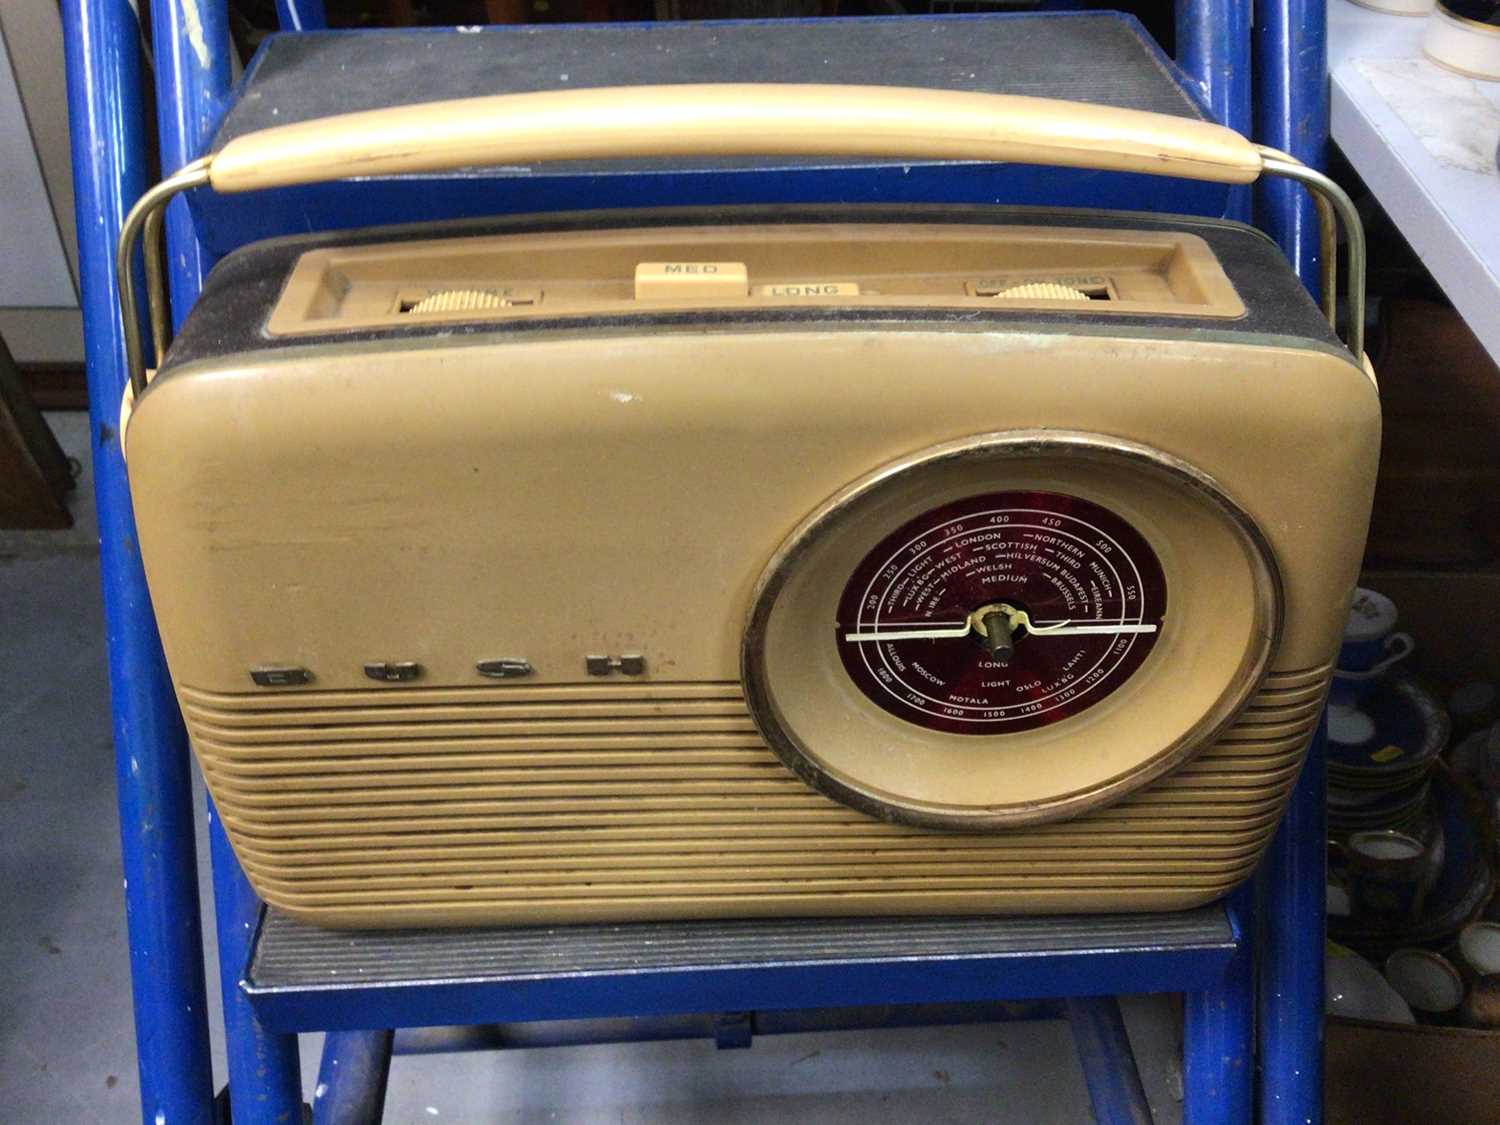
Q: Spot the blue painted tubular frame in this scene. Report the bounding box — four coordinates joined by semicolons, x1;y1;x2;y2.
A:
59;0;216;1122
386;1002;1068;1052
1255;0;1329;295
275;0;327;32
210;809;304;1124
1183;885;1255;1124
1065;997;1154;1125
1257;723;1330;1125
312;1031;394;1125
1175;0;1253;222
145;0;310;1117
1254;7;1332;1123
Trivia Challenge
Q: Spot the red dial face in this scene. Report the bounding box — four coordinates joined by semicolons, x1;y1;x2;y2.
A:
837;491;1166;734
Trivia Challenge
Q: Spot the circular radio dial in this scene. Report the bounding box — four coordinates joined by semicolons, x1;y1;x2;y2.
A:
836;491;1166;734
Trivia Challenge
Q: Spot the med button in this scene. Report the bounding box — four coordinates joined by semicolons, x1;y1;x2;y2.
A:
634;261;749;300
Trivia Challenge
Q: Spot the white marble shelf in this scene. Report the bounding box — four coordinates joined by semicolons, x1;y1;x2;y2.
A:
1330;0;1500;364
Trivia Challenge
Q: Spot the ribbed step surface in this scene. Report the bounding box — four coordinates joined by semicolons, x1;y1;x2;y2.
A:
250;905;1233;987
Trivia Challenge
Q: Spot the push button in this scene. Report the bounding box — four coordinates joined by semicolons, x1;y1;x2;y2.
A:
250;665;312;687
634;262;748;300
364;661;422;682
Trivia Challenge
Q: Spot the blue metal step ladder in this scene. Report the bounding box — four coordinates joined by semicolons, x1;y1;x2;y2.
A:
60;4;1330;1121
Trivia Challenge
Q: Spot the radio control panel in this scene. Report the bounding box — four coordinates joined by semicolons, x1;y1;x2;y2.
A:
266;223;1245;336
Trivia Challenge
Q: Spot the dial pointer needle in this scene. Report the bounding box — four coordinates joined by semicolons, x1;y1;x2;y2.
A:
1022;619;1158;636
1002;606;1157;637
842;621;971;643
843;607;1159;643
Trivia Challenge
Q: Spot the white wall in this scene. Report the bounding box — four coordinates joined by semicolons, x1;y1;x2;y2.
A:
0;0;84;363
0;31;75;307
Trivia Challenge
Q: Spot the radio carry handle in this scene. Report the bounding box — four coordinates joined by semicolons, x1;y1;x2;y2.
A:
116;84;1364;399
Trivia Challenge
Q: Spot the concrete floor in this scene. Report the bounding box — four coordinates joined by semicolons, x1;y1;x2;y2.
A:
1;414;1185;1124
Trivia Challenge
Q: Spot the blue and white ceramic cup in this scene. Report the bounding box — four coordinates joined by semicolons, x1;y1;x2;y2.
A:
1331;588;1415;706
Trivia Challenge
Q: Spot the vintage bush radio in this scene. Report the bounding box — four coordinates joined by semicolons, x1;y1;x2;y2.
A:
118;86;1379;928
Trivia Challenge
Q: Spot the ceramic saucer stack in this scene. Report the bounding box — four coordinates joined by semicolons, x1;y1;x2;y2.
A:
1327;678;1450;837
1328;776;1432;837
1326;674;1462;960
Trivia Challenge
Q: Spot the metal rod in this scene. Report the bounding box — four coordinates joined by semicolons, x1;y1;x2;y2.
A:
392;1001;1067;1055
1257;144;1339;330
142;202;170;366
1317;194;1338;327
1258;150;1367;361
1065;996;1155;1125
59;0;215;1118
116;160;209;396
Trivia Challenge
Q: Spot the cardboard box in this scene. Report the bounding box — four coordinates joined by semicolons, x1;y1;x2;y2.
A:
1327;571;1500;1122
1327;1017;1500;1125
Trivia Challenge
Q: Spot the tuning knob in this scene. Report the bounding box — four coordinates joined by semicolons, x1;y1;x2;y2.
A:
405;289;506;314
993;282;1092;301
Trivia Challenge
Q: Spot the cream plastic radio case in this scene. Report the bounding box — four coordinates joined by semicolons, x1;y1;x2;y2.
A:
120;86;1380;928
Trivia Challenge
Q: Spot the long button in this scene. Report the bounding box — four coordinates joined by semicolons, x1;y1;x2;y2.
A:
634;262;748;300
754;282;860;297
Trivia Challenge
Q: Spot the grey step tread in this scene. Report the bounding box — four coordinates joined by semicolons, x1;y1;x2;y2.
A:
248;906;1233;992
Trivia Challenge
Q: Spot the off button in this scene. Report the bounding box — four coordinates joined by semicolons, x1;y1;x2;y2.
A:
634;261;749;300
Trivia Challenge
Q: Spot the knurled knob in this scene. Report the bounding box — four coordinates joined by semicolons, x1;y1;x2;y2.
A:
993;282;1092;301
406;289;506;314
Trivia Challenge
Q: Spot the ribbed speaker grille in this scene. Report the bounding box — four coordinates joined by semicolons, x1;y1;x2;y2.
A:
184;668;1327;926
